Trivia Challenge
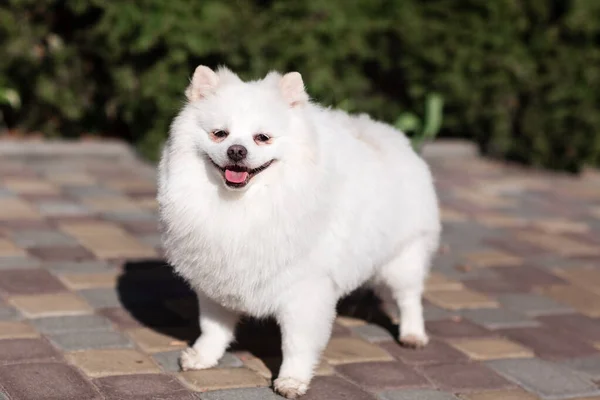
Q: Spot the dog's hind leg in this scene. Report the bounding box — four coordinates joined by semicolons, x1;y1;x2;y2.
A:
377;233;437;348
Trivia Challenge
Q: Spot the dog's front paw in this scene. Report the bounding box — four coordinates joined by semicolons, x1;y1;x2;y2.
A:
179;347;218;371
274;377;309;399
399;332;429;349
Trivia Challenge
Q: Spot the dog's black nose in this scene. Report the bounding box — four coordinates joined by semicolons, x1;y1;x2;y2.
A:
227;145;247;162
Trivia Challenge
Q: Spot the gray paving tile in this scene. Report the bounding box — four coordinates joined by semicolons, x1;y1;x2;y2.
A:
63;186;119;197
37;201;91;217
139;234;163;248
48;330;132;351
461;308;540;329
153;350;242;372
45;261;116;274
0;304;21;321
78;288;123;308
31;315;113;334
198;387;285;400
0;256;41;270
351;324;395;343
423;305;456;322
0;188;14;197
497;293;574;316
101;211;156;222
11;230;79;248
561;356;600;380
487;358;600;399
378;389;459;400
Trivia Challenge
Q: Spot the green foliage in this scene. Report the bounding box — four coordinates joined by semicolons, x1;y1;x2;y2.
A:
1;0;599;170
395;93;444;153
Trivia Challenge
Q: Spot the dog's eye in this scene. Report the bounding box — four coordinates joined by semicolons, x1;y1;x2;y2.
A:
254;133;271;144
212;130;228;139
210;129;229;141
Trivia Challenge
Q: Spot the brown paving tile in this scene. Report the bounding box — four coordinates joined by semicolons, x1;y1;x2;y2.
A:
105;179;156;194
237;351;273;379
94;373;193;400
554;267;600;293
427;319;493;339
81;196;141;212
2;178;59;195
380;339;468;365
0;198;43;220
336;361;429;390
67;349;161;377
0;321;40;339
98;307;144;329
136;197;158;211
538;314;600;342
485;238;546;258
0;269;66;294
464;277;531;295
0;238;26;257
475;214;529;228
303;376;374;400
0;219;51;229
464;250;522;268
517;232;600;257
322;337;393;365
422;362;514;391
441;207;468;223
58;272;119;289
125;328;188;353
541;285;600;317
0;362;102;400
8;292;93;317
493;266;565;287
60;221;158;259
46;172;96;185
458;389;541;400
448;338;534;360
499;326;598;359
426;273;464;291
0;338;61;363
335;316;367;327
178;368;268;391
315;359;335;376
425;288;498;310
533;219;589;234
28;245;96;261
120;220;159;235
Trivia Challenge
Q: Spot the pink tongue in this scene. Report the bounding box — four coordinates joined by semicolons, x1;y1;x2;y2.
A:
225;169;249;183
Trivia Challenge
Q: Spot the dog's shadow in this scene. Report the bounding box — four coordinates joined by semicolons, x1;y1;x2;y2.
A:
117;259;397;378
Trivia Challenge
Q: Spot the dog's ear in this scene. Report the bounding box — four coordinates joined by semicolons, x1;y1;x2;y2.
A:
186;65;219;101
279;72;309;107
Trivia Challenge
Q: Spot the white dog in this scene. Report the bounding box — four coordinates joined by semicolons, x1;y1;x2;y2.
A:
157;65;441;398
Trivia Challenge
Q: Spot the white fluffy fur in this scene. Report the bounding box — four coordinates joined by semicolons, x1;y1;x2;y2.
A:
157;66;441;398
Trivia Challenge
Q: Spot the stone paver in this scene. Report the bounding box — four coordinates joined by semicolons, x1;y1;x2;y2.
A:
448;338;534;360
178;368;269;391
1;141;600;399
488;358;600;399
66;348;161;377
379;390;459;400
93;373;195;400
0;362;102;400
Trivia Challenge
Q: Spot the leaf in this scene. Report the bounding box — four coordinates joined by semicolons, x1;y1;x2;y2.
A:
394;112;421;133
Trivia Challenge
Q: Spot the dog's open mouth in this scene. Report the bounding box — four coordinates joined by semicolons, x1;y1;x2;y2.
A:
211;160;274;188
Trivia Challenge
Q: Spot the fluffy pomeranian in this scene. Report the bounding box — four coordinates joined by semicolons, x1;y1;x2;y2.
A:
157;65;441;398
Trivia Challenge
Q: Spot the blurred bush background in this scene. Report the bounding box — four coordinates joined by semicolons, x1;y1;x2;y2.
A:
1;0;599;172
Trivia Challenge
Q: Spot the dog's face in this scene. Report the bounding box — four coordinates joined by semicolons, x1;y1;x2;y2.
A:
181;66;310;191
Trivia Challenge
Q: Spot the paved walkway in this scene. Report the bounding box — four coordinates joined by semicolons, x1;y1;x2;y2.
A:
0;141;600;400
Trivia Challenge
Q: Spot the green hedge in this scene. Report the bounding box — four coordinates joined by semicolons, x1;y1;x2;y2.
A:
1;0;599;171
